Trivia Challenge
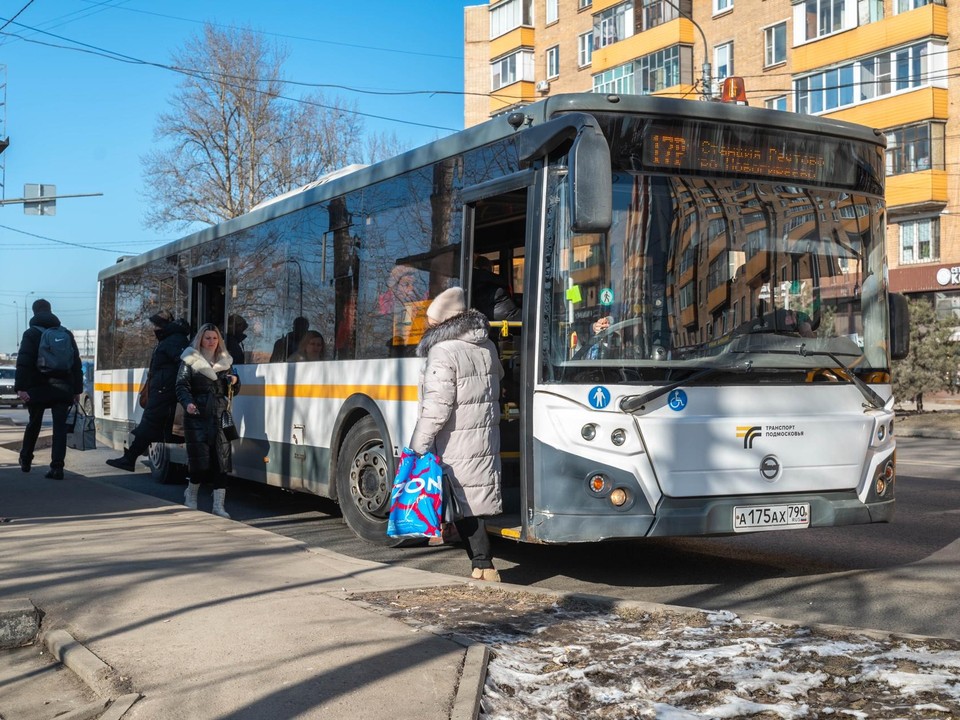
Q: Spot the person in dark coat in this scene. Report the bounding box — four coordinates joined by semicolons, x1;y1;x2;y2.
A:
270;316;309;362
14;298;83;479
176;323;240;518
471;256;520;322
106;311;191;472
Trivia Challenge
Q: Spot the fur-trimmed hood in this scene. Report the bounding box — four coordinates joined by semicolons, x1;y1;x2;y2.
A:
416;309;490;358
180;346;233;380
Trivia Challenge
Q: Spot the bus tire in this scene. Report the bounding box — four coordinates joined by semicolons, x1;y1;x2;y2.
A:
336;416;402;546
148;442;187;485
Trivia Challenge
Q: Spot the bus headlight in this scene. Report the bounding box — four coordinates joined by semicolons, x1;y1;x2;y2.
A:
611;428;627;446
581;424;597;441
877;424;885;442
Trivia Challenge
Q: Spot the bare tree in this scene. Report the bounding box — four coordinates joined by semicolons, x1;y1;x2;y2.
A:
142;24;366;231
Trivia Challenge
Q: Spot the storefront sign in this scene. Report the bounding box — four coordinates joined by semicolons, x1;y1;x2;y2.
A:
936;266;960;287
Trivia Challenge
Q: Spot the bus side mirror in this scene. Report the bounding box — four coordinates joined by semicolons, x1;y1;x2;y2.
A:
889;292;910;360
568;124;612;234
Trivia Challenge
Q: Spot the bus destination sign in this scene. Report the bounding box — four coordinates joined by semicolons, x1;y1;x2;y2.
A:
645;130;826;181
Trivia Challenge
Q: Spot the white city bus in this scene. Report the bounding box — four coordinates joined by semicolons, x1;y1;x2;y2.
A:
96;90;909;545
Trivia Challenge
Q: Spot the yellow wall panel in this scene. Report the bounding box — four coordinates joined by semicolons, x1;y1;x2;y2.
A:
592;0;621;11
793;4;945;74
489;27;536;60
825;88;946;128
489;81;535;113
886;170;948;208
592;19;694;72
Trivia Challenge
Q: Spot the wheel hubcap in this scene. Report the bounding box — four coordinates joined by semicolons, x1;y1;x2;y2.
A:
349;442;389;518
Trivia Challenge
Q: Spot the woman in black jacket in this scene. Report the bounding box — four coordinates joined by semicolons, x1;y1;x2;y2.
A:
175;323;240;518
106;311;190;472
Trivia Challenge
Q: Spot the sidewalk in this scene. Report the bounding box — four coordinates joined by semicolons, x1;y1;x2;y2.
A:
1;410;955;719
0;420;478;720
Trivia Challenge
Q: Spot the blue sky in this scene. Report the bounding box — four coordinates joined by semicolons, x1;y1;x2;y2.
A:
0;1;476;354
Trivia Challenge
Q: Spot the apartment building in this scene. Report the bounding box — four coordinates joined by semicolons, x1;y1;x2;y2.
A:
464;0;960;326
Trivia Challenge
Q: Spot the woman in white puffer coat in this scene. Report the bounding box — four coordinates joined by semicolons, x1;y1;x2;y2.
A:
409;287;504;581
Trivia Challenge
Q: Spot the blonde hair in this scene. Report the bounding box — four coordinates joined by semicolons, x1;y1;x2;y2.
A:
191;323;229;362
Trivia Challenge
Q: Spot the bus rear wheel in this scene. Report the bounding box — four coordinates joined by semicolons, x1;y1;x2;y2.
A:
336;416;401;546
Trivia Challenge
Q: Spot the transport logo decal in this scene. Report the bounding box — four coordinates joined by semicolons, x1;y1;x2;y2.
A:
589;386;611;409
737;425;762;449
737;424;804;449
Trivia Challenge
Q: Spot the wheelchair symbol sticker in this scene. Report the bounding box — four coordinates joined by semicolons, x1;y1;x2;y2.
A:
589;386;611;409
668;389;688;411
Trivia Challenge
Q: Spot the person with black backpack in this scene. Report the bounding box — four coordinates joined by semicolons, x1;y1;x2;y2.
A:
14;298;83;479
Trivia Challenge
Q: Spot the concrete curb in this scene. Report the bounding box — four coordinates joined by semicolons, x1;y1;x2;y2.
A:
450;643;490;720
44;629;133;700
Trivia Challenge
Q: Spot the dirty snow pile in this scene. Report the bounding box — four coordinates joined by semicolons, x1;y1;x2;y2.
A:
356;586;960;719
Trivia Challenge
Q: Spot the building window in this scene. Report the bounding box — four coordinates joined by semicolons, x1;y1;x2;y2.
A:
593;61;635;94
896;0;942;12
885;123;944;175
714;42;734;93
641;0;679;31
489;0;533;40
546;0;559;24
714;0;733;14
764;22;787;67
546;45;560;79
491;50;535;91
594;1;634;50
859;0;884;22
796;0;853;43
580;0;593;8
765;95;787;110
637;45;689;94
578;31;593;67
795;41;941;114
900;218;939;264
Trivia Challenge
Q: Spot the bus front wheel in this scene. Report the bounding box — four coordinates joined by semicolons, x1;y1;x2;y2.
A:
148;442;187;485
336;416;400;546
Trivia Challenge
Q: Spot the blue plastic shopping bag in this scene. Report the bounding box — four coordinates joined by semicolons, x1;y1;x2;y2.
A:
387;448;444;538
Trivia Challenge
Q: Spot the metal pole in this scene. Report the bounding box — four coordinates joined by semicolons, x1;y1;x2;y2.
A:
659;0;711;99
23;291;33;331
13;300;17;344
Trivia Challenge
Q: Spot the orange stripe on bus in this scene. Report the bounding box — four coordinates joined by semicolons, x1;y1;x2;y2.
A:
96;382;417;402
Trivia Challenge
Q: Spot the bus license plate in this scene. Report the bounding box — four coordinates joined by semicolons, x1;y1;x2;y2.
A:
733;503;810;533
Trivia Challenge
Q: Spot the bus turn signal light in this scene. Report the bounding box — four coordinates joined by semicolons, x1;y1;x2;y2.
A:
588;474;608;494
721;77;748;105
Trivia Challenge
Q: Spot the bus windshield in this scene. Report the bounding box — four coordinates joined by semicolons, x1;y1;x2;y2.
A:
546;117;889;384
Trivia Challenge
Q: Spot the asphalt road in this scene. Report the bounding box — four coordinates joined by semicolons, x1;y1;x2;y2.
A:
36;429;960;641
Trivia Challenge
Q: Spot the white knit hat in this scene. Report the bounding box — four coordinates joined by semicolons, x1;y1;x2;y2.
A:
426;287;466;323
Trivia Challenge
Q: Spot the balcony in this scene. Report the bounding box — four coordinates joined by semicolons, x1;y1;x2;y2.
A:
489;27;536;61
886;170;947;212
824;87;946;128
592;19;695;73
793;3;946;74
489;81;536;115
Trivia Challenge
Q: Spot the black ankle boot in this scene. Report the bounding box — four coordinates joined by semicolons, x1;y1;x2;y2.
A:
106;455;137;472
18;456;31;473
45;468;64;480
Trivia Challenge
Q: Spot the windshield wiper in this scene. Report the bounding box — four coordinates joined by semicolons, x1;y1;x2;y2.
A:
796;345;889;410
619;362;752;414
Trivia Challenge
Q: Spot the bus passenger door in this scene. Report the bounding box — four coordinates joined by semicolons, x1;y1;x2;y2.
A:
463;184;530;536
189;267;228;334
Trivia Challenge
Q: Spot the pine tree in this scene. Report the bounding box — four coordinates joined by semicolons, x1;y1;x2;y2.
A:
892;298;956;412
